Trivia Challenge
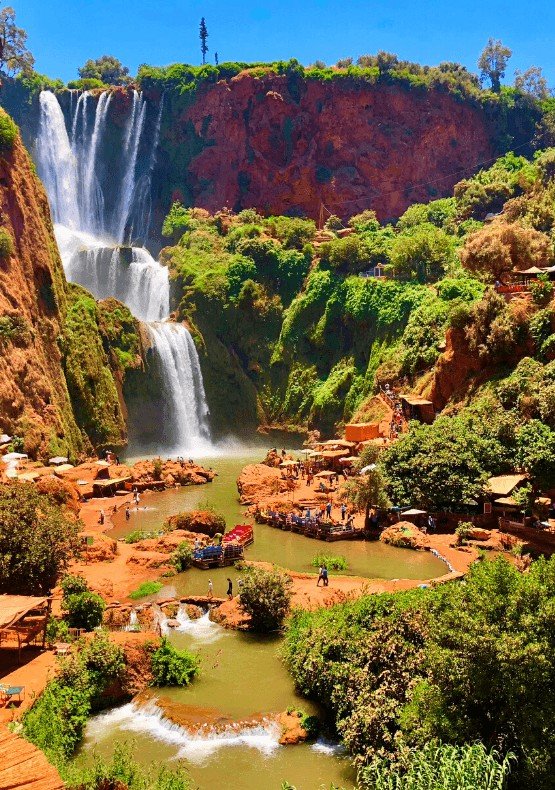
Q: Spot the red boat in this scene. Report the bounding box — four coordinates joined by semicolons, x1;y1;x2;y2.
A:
222;524;254;547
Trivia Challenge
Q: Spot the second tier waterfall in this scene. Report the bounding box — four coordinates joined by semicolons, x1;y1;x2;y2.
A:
36;89;211;452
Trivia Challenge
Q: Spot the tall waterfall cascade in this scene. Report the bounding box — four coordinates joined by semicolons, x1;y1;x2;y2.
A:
36;89;211;451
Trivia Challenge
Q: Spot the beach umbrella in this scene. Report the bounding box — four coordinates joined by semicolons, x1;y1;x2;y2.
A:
0;434;12;444
49;456;69;465
2;452;27;462
359;463;376;474
315;470;335;478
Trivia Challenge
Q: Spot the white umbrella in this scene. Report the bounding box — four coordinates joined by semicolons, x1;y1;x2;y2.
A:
360;464;376;474
2;452;27;462
0;434;12;444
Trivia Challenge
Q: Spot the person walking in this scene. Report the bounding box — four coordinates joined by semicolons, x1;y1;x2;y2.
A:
227;578;233;599
208;579;213;598
326;500;332;520
98;509;105;525
125;505;130;521
322;565;329;586
317;565;324;586
341;503;347;521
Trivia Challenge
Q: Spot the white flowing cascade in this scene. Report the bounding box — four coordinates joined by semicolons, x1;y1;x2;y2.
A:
36;89;211;451
154;604;222;643
85;701;282;762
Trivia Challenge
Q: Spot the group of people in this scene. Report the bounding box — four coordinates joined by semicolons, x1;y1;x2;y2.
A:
208;577;236;600
316;564;329;586
303;500;354;525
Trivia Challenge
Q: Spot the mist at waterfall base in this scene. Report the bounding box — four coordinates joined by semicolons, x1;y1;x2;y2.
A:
36;89;227;456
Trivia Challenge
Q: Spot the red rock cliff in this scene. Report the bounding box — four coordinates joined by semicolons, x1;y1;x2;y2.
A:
162;73;494;221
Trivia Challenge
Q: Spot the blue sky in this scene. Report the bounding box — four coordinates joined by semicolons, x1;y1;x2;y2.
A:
13;0;555;87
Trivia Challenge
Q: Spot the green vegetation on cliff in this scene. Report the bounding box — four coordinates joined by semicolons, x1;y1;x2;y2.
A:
60;284;127;449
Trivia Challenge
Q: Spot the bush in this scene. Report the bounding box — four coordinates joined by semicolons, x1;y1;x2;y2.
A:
64;591;105;631
124;528;162;544
63;742;192;789
172;541;193;571
46;617;71;645
129;580;164;599
238;566;293;631
150;638;199;686
311;553;348;571
61;574;89;599
23;633;124;765
0;227;13;258
0;110;17;151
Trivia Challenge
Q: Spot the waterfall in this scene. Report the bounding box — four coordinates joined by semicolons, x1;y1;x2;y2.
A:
148;324;211;450
36;90;212;452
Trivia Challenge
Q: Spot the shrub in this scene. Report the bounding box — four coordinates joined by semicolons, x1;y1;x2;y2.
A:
62;742;192;789
64;591;105;631
46;617;71;645
0;110;17;151
0;227;13;258
455;520;473;545
61;574;89;599
129;580;163;599
150;638;199;686
124;528;162;544
238;566;293;631
172;541;193;571
530;273;554;306
311;553;348;571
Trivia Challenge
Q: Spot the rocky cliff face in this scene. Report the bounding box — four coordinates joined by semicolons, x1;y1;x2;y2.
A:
153;73;495;224
0;110;133;459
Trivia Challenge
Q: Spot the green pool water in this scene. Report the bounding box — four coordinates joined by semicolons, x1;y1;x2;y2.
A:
82;446;445;788
110;451;446;600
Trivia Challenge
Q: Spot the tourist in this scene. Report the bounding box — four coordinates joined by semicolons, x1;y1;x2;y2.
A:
125;506;130;521
305;507;311;519
98;509;105;525
317;565;324;586
428;515;436;532
208;578;213;598
322;565;329;586
346;513;355;528
341;503;347;521
194;537;201;550
227;578;233;599
326;500;332;520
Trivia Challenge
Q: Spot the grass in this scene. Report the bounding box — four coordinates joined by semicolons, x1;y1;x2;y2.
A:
124;528;162;544
128;581;163;600
311;553;348;571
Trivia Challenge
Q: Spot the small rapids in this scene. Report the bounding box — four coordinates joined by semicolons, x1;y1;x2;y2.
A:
154;604;223;644
85;701;282;763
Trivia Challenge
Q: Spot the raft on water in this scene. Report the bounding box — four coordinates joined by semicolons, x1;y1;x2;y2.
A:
191;540;246;569
223;524;254;546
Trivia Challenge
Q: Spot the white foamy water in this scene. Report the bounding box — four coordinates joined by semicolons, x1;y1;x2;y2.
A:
155;605;223;644
36;89;213;453
86;701;281;763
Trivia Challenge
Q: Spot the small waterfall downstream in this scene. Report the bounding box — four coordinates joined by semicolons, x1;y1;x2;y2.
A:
36;89;211;452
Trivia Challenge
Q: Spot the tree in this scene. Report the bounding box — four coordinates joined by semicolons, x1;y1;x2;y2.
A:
514;66;550;100
0;482;80;594
199;18;209;65
342;463;390;529
478;38;512;92
78;55;130;85
63;591;105;631
390;223;454;283
0;6;34;76
460;221;552;283
336;57;353;69
238;567;292;631
376;51;399;76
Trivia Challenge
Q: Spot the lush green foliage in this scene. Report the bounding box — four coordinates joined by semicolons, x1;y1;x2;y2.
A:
361;742;514;790
128;580;164;599
124;528;162;544
285;557;555;788
238;566;293;631
64;742;192;789
172;541;194;571
63;591;105;631
0;227;14;256
23;633;124;765
0;482;80;594
78;55;130;85
150;637;199;686
0;109;18;150
311;553;348;571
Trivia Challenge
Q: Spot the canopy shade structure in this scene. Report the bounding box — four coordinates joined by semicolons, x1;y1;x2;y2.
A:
516;266;545;275
402;508;428;516
494;496;518;507
487;474;527;497
0;434;12;444
315;470;336;478
360;464;377;474
320;439;357;448
279;460;297;467
339;456;359;464
0;596;48;630
49;456;69;465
